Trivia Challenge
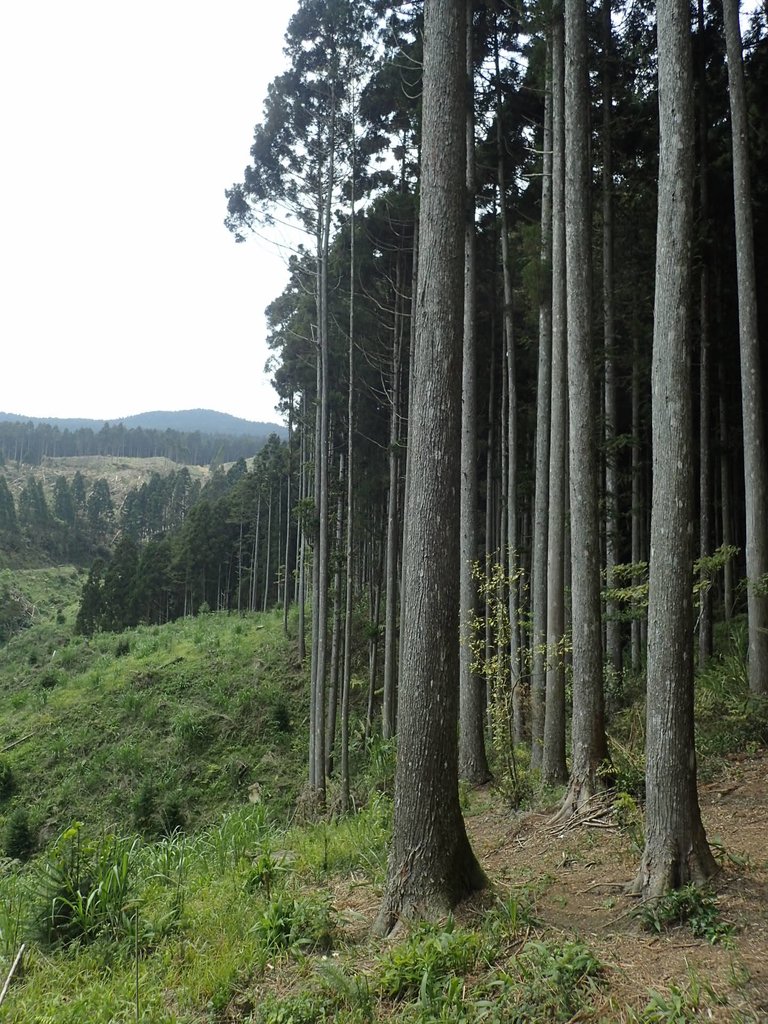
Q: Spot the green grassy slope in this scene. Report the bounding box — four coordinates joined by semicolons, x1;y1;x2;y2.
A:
0;568;308;847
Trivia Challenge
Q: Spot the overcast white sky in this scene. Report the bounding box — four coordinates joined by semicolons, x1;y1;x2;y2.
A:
0;1;299;426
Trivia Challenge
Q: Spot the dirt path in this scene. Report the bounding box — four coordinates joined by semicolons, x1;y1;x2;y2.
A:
462;753;768;1020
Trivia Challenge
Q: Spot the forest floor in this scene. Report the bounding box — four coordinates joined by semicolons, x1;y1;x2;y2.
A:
266;751;768;1023
457;751;768;1021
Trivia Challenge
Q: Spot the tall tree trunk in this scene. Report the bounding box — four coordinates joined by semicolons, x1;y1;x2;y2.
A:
631;0;716;898
459;0;490;783
602;0;622;683
697;0;713;666
382;257;403;740
341;152;356;812
250;494;262;613
542;2;568;788
262;484;273;613
326;454;345;778
366;554;383;744
630;333;644;670
297;398;307;661
283;402;293;637
309;317;323;789
495;29;523;750
723;0;768;695
555;0;608;820
310;93;336;801
531;31;553;772
375;0;485;934
484;344;497;729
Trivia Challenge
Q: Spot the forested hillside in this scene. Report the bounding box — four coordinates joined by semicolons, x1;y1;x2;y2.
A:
0;412;284;466
1;0;768;1019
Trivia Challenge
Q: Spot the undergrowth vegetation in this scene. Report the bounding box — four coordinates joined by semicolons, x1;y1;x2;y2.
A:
0;568;763;1020
0;580;310;847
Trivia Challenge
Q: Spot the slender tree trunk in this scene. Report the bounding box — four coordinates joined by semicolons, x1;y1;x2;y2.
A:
630;333;643;670
542;3;568;788
237;520;244;615
366;558;383;743
531;32;553;771
602;0;622;683
554;0;608;820
696;0;714;666
719;388;735;620
262;484;273;613
723;0;768;695
326;454;345;778
484;345;497;729
310;93;336;800
309;320;322;789
250;494;262;613
631;0;716;898
495;28;523;750
283;403;293;637
459;0;490;783
375;0;485;933
341;151;356;812
297;399;307;660
382;258;403;740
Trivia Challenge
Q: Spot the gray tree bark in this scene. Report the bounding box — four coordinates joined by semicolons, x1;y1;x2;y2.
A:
375;0;485;934
341;146;356;811
631;0;716;898
697;0;713;667
494;26;523;750
630;334;644;671
553;0;608;819
719;388;735;620
382;257;403;739
723;0;768;695
459;0;491;784
531;32;553;771
602;0;622;682
542;3;568;788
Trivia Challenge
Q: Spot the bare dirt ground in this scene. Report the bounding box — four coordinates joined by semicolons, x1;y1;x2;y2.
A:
458;752;768;1021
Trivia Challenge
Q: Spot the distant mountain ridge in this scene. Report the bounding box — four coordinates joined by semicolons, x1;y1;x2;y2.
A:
0;408;287;438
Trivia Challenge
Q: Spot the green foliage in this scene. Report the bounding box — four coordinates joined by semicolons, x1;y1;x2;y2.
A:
31;823;140;948
483;940;603;1023
252;891;335;953
377;920;480;1001
0;583;33;642
244;849;283;897
612;791;645;854
695;622;768;761
605;545;738;628
482;890;538;943
467;558;533;808
171;707;215;752
604;736;646;799
292;794;391;880
635;970;726;1023
694;545;740;599
602;560;649;620
361;735;397;797
0;756;15;802
3;807;34;860
200;804;276;873
635;884;734;946
0;600;308;837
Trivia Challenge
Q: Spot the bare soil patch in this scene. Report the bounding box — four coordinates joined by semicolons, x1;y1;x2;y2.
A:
459;752;768;1020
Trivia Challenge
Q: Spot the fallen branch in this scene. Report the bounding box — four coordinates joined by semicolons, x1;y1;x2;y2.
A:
1;735;33;753
0;944;25;1006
